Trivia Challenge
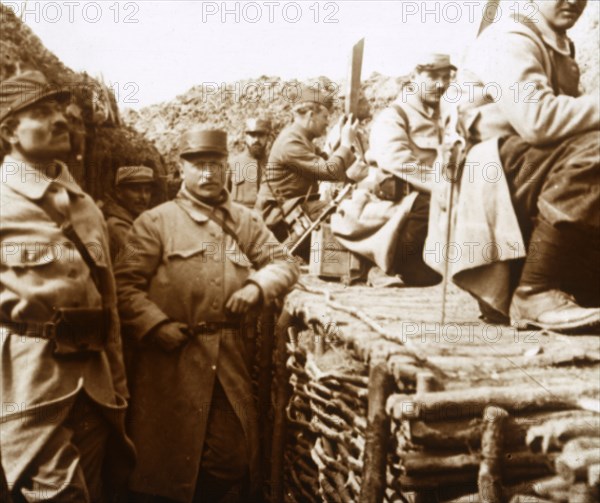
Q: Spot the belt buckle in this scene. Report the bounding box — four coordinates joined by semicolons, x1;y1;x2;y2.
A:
193;322;219;336
43;321;57;340
205;322;220;333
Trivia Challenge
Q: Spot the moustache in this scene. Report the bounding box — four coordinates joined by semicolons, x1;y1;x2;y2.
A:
560;5;581;14
52;122;69;136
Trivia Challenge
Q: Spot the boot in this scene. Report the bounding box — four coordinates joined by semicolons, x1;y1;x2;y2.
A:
510;219;600;333
367;266;404;288
510;287;600;332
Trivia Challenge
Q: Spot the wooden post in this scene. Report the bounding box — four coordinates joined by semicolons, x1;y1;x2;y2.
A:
416;371;443;394
478;406;509;503
271;309;295;503
257;306;277;497
360;360;394;503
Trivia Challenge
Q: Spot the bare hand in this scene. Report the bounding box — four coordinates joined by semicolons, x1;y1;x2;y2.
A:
150;321;189;351
345;159;369;183
340;113;360;149
225;283;262;315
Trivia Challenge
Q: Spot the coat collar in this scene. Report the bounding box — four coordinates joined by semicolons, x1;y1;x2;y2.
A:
1;155;84;201
535;16;573;57
103;195;135;224
289;122;315;142
176;185;236;225
513;12;573;57
396;91;438;120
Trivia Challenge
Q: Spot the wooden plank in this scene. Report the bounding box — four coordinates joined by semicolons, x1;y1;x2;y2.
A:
345;38;365;116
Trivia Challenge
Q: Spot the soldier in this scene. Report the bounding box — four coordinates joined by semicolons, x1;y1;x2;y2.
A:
115;129;299;502
255;83;361;243
102;165;155;261
0;71;134;501
332;54;454;286
226;118;270;209
425;0;600;331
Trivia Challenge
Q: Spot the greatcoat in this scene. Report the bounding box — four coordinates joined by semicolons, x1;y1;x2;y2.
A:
226;150;264;210
332;92;442;273
102;195;135;261
425;13;600;315
0;156;133;491
115;187;299;503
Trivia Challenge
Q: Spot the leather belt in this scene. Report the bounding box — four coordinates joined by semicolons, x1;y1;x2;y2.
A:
1;307;109;355
185;321;244;336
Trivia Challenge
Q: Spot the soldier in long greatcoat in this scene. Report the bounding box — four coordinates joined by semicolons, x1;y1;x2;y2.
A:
426;0;600;331
0;71;134;502
332;54;455;286
116;129;299;503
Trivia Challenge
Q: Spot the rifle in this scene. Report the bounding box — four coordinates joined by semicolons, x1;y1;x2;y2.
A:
287;184;353;255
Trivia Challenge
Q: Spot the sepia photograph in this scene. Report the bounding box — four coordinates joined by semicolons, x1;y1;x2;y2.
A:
1;1;599;502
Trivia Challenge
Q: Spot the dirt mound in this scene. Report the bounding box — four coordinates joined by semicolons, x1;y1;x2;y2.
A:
123;7;599;177
122;73;405;176
0;4;167;202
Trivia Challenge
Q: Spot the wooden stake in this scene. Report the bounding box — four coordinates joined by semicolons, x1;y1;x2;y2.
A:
271;310;295;503
478;406;509;503
359;360;394;503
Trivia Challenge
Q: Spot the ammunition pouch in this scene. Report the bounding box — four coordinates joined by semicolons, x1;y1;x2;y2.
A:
374;171;411;202
262;195;319;243
48;307;110;355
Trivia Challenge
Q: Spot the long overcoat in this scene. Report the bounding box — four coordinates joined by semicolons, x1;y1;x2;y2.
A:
0;157;133;489
115;188;299;503
332;92;442;273
425;13;600;315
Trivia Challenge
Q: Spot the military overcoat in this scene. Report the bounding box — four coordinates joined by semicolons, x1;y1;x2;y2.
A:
115;187;299;503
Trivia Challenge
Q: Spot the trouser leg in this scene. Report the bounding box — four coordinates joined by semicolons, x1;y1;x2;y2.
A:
500;131;600;295
393;194;442;286
16;393;109;503
500;132;600;330
66;394;110;502
194;380;249;503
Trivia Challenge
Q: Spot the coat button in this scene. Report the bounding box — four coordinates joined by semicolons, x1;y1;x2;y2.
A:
211;365;216;371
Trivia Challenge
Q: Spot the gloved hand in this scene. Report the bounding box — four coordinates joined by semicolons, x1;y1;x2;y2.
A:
149;321;189;351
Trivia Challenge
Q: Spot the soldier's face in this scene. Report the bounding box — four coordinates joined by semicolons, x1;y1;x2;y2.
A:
414;68;453;108
116;183;153;217
245;131;268;158
5;100;71;161
535;0;586;31
309;106;330;137
181;153;227;200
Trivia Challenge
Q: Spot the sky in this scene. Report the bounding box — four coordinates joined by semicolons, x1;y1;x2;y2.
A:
6;0;595;109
